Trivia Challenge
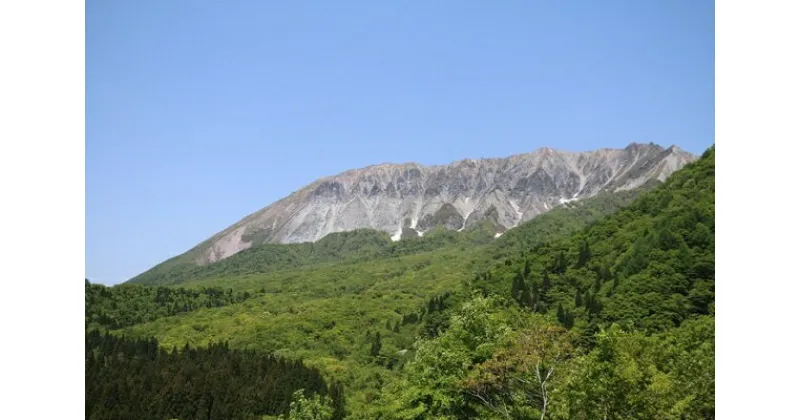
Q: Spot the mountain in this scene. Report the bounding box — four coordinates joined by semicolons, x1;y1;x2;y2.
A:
98;145;714;417
126;189;644;286
131;142;695;280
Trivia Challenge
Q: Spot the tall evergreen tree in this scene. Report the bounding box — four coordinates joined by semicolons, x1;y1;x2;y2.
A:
554;251;569;274
523;259;531;279
511;273;523;304
370;332;382;357
576;239;591;268
520;280;533;309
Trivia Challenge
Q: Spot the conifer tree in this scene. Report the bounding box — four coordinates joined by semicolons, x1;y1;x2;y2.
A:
511;273;523;304
520;280;533;309
370;332;382;357
576;239;591;268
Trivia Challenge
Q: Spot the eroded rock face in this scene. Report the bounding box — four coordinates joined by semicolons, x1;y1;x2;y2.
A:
192;143;696;265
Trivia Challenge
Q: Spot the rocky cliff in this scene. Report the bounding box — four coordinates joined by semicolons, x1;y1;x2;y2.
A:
180;142;694;266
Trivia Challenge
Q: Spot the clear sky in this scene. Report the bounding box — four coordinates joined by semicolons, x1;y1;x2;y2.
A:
86;0;714;285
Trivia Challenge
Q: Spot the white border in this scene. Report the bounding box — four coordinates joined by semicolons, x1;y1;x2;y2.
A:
0;0;85;417
1;1;797;418
717;1;799;418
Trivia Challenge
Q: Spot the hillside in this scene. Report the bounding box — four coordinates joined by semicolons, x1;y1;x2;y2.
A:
381;145;715;419
129;143;694;284
126;224;494;287
128;189;643;287
474;145;715;332
86;187;647;415
87;145;713;418
86;330;345;419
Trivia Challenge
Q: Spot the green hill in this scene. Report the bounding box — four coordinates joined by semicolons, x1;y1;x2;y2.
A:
380;145;714;419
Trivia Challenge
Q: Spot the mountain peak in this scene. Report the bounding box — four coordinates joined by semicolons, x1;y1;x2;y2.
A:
624;141;661;151
533;146;556;154
666;144;687;153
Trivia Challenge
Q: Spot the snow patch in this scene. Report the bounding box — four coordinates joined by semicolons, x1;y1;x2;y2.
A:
457;210;474;232
391;222;403;242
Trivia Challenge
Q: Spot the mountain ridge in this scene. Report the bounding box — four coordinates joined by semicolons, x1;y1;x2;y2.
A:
131;142;695;281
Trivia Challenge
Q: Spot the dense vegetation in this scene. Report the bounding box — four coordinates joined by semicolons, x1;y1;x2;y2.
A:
381;297;713;419
380;146;715;419
85;330;345;420
128;225;496;287
488;189;645;263
85;147;713;419
476;146;714;333
85;280;263;329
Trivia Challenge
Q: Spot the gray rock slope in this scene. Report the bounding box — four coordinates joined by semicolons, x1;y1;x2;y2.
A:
188;143;695;265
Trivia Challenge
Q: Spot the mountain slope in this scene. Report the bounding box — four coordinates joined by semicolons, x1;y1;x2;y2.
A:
110;145;713;417
107;190;640;413
130;142;694;283
127;189;644;287
474;144;715;331
379;145;715;419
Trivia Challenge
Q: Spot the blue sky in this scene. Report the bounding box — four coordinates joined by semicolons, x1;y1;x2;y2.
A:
86;0;714;285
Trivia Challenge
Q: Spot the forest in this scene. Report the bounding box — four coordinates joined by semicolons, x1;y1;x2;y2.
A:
86;330;345;420
85;146;714;419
